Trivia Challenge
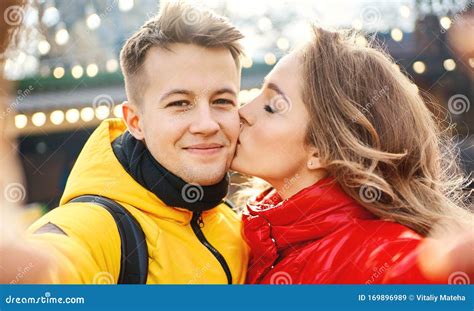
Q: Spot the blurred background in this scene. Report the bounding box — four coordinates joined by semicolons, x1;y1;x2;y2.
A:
0;0;472;216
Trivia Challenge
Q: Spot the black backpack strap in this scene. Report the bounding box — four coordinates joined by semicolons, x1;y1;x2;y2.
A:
69;195;148;284
223;199;237;212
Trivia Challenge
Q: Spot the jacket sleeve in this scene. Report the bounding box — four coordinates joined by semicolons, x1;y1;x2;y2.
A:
24;202;122;284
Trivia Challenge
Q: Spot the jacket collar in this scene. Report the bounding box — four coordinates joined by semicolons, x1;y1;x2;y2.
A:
60;119;225;225
243;177;376;254
112;131;229;213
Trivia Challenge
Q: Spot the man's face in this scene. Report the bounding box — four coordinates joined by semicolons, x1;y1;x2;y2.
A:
124;43;241;186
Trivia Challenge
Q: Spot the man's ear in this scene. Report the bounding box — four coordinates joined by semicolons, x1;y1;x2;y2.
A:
122;101;144;140
306;146;324;170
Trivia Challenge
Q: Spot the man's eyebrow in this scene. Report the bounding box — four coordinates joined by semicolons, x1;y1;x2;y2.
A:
213;88;237;97
159;88;237;101
159;89;193;102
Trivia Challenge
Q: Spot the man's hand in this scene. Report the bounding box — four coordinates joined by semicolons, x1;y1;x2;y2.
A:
0;238;53;284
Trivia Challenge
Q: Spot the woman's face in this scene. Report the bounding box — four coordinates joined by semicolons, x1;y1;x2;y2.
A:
231;51;319;188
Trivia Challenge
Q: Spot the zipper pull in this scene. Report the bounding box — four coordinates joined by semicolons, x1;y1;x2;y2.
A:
198;215;204;228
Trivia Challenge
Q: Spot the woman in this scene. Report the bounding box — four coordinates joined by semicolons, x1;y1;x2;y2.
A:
231;27;472;284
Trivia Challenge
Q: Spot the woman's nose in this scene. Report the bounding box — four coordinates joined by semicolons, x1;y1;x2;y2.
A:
239;113;250;127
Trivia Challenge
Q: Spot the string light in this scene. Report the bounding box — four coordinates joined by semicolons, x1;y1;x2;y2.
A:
113;105;123;118
42;6;60;27
95;106;110;120
65;109;80;123
241;56;253;69
38;40;51;55
86;64;99;77
53;67;65;79
80;107;95;122
264;53;276;65
55;26;69;45
391;28;403;42
440;16;452;30
50;110;65;125
71;65;84;79
106;59;119;73
32;112;46;127
399;5;410;18
86;13;101;30
469;58;474;68
258;17;272;32
15;114;28;129
119;0;134;12
277;37;290;51
413;61;426;74
443;59;456;71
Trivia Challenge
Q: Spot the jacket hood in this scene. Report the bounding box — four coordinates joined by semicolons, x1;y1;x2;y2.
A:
60;118;193;223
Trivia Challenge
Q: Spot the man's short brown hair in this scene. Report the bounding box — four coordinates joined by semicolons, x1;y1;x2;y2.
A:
119;1;244;104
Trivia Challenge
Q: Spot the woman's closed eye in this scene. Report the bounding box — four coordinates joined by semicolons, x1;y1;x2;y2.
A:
264;104;276;114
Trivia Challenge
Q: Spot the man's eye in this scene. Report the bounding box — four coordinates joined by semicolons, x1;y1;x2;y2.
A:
166;101;190;108
213;98;235;106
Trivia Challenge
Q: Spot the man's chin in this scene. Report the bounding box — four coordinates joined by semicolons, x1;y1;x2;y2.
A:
178;164;228;186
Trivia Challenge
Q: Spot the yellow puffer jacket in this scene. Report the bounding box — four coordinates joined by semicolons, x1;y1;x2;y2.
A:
26;119;249;284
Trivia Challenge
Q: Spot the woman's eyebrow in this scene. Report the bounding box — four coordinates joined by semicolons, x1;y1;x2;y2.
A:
264;81;290;103
266;82;285;95
262;76;287;96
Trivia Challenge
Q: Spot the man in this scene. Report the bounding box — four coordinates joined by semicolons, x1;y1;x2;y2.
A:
6;2;248;284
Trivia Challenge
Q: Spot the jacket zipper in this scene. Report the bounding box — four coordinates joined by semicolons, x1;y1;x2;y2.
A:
191;211;232;284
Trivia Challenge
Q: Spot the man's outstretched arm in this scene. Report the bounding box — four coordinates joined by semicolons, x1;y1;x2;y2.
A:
1;203;122;284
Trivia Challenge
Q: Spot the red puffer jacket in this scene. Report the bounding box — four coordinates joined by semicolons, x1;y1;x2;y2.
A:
243;178;442;284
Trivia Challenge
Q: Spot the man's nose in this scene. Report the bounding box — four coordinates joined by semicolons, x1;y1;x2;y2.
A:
189;101;220;135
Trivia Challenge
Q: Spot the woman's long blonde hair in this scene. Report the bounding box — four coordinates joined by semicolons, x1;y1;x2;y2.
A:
296;26;472;236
